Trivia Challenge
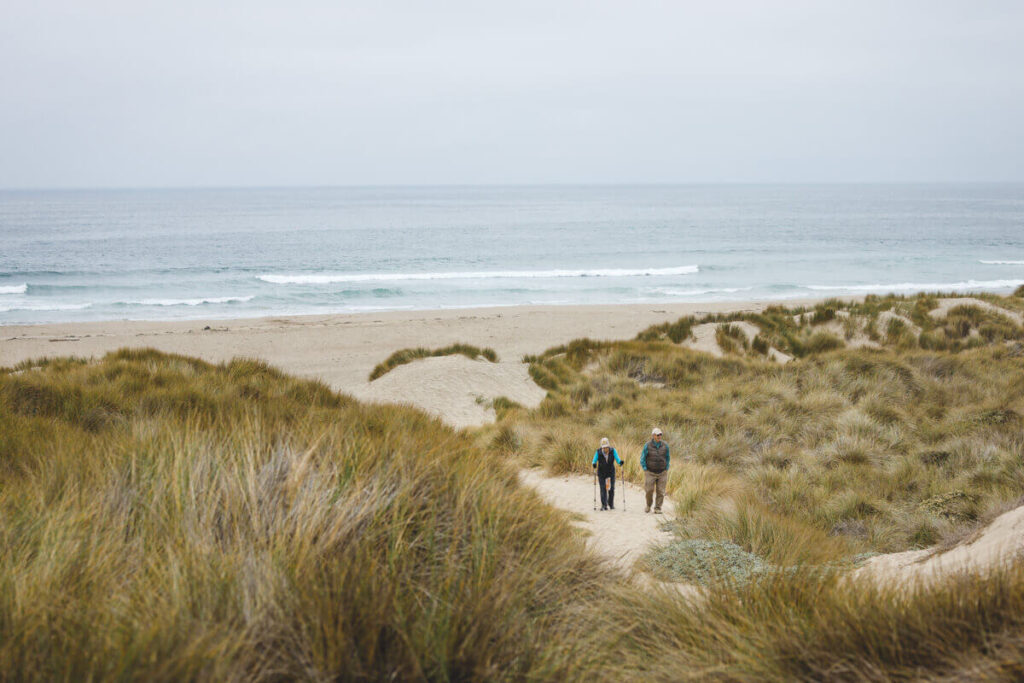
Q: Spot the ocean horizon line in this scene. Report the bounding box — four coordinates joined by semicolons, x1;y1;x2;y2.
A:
4;180;1024;193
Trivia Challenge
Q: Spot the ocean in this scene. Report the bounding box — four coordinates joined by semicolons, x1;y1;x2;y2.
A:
2;184;1023;325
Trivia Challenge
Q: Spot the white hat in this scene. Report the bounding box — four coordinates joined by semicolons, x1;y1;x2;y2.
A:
599;437;610;447
652;427;663;436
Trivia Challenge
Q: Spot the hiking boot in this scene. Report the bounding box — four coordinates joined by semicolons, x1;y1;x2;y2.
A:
609;504;614;510
645;506;651;513
601;506;607;511
654;508;663;514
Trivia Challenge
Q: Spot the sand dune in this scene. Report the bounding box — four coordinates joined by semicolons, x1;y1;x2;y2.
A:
856;504;1024;584
929;297;1024;326
353;355;546;429
1;300;788;427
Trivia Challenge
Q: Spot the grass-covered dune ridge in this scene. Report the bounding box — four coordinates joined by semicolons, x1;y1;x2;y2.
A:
0;349;611;680
368;343;498;381
634;292;1024;358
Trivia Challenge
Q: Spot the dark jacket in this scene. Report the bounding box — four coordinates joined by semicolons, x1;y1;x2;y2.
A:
641;440;669;473
592;447;623;477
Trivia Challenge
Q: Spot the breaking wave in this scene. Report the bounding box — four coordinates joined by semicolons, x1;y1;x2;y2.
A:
0;302;91;312
127;296;255;307
258;265;700;285
807;279;1024;293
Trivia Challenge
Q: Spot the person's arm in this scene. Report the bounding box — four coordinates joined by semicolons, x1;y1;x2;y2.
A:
592;450;599;468
614;448;623;466
640;443;648;471
665;444;670;470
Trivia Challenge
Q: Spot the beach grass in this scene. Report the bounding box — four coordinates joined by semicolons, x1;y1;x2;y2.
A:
367;343;498;380
4;292;1024;680
0;349;613;680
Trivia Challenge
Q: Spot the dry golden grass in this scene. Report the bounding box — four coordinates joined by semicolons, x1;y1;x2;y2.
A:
0;349;617;680
5;292;1024;680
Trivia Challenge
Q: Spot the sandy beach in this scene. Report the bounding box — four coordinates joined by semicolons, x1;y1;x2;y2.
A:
1;299;822;427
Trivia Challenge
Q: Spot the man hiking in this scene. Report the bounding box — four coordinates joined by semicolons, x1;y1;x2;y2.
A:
592;437;623;511
641;427;669;513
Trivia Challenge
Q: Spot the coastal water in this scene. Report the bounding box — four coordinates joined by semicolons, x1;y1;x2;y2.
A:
1;184;1023;325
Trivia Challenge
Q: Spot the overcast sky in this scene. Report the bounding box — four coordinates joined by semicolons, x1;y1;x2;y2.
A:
1;1;1022;188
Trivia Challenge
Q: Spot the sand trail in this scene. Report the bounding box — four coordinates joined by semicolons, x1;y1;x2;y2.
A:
522;471;1024;592
518;470;676;569
518;469;702;598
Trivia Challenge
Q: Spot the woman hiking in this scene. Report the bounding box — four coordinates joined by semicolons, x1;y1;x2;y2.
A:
592;437;623;511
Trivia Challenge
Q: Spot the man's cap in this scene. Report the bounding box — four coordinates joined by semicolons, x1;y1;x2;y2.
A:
599;437;610;447
652;427;663;436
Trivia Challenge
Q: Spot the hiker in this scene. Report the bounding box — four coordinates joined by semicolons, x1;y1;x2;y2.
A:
592;437;623;511
641;427;669;513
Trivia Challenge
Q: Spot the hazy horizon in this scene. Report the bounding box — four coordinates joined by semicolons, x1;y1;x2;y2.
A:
2;1;1023;189
5;181;1024;193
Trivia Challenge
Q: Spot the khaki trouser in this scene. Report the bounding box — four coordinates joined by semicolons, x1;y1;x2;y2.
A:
644;470;668;511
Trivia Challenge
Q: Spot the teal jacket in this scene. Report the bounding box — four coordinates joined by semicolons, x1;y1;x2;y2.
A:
591;447;623;467
640;441;670;471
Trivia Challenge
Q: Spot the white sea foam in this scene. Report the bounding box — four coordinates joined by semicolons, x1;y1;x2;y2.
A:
258;265;700;285
132;296;254;306
644;286;752;297
980;260;1024;265
0;284;28;295
807;279;1024;293
0;302;91;312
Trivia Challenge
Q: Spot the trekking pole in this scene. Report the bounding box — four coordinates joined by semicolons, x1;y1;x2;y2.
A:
593;469;598;511
620;463;626;512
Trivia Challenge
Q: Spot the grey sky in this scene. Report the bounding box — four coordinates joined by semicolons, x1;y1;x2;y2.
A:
1;1;1022;188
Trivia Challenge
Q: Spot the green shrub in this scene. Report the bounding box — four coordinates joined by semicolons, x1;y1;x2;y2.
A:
645;540;771;585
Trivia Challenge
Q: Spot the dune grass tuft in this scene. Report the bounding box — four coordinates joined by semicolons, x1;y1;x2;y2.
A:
368;343;498;380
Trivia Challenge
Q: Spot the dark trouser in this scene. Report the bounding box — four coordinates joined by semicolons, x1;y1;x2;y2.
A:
599;472;615;508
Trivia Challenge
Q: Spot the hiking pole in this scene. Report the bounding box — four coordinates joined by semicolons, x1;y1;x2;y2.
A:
593;469;598;511
620;463;626;512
